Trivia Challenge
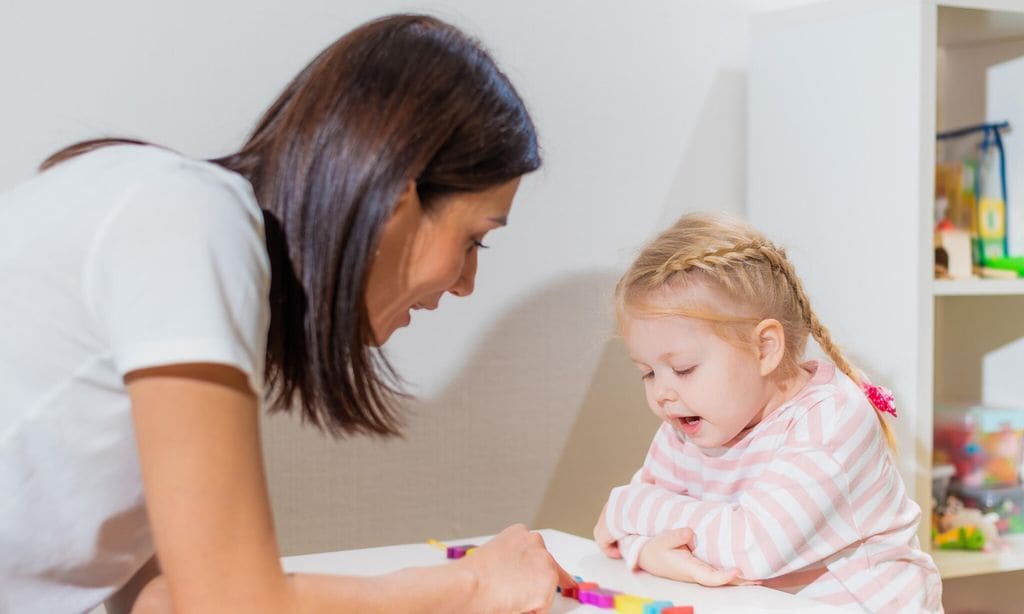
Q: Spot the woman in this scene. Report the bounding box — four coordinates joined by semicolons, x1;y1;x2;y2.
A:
0;14;574;613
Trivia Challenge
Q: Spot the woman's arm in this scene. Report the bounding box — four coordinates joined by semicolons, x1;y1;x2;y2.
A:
106;556;160;614
127;363;573;613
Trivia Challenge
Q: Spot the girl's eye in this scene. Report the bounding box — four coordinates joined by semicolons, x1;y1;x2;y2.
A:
674;366;695;377
641;371;654;381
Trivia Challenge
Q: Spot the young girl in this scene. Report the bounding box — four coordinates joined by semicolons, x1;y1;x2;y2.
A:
594;213;942;613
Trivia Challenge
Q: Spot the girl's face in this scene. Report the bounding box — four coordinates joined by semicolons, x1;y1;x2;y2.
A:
366;178;520;344
623;309;779;449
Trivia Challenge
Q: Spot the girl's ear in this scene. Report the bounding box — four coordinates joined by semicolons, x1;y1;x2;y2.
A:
753;318;786;376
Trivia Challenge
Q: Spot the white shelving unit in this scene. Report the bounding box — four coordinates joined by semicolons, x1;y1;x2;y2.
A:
934;279;1024;295
749;0;1024;580
936;535;1024;579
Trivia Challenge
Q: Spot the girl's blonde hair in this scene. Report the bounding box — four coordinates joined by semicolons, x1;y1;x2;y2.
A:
615;212;896;449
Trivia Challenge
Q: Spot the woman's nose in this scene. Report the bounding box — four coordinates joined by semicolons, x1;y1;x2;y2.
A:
448;250;478;298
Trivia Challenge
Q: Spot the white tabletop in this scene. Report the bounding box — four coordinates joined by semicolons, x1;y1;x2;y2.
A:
282;529;857;613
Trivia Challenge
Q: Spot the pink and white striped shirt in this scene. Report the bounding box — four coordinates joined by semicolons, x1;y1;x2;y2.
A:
603;361;942;613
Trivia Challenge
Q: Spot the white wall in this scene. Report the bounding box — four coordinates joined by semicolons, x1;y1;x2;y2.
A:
2;0;766;555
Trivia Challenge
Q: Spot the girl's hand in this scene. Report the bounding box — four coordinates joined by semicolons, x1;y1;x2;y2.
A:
457;524;577;614
638;528;754;587
593;503;621;559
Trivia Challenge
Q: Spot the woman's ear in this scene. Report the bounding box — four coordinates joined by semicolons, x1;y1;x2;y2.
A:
392;180;418;215
754;318;786;376
380;181;421;236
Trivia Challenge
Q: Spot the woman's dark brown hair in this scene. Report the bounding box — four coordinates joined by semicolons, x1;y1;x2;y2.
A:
41;14;540;437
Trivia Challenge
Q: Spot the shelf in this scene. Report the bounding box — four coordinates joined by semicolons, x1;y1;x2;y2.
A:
939;4;1024;47
934;535;1024;579
933;279;1024;296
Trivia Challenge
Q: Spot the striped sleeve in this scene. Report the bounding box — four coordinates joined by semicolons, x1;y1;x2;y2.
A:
604;444;863;579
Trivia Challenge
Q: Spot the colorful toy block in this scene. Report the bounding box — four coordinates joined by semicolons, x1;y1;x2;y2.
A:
614;593;654;613
642;602;676;614
662;606;694;614
578;587;600;605
444;544;476;559
592;588;618;608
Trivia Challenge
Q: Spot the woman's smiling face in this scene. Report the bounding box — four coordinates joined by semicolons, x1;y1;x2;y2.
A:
365;179;520;344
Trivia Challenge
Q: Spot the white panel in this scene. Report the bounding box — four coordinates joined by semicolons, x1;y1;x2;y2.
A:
748;0;929;494
983;338;1024;407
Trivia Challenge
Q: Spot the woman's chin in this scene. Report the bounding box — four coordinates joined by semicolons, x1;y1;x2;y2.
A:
371;311;412;346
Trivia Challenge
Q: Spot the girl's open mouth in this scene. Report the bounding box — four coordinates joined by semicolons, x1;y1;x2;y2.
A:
677;415;702;436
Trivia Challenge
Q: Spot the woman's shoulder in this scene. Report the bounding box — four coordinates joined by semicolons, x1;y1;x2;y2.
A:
106;145;259;217
40;144;260;227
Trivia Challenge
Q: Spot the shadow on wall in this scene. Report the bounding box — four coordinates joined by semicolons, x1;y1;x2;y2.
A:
262;270;660;555
528;67;750;538
659;68;747;223
532;334;661;537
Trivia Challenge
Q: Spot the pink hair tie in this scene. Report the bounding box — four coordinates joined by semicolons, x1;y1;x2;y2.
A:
862;381;897;418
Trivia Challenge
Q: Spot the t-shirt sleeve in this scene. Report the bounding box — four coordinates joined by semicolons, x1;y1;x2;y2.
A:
84;163;271;394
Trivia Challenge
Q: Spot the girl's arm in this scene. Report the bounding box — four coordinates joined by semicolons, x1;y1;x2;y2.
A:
127;363;573;613
601;444;865;580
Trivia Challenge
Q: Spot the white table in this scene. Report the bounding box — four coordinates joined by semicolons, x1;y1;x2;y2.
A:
282;529;857;613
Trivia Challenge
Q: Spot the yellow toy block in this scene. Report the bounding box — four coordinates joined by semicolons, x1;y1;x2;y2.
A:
614;593;653;613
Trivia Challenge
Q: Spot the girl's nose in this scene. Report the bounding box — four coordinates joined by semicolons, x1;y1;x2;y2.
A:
654;378;678;405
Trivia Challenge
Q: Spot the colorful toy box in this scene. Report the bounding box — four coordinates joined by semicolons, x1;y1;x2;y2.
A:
934;404;1024;488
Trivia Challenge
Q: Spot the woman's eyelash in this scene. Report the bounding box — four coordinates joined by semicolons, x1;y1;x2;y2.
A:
473;240;489;249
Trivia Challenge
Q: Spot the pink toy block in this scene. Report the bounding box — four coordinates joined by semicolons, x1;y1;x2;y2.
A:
662;606;694;614
445;544;476;559
575;581;598;601
578;588;600;605
592;588;617;608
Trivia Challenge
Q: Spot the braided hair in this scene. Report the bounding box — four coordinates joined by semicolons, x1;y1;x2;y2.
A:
616;212;896;449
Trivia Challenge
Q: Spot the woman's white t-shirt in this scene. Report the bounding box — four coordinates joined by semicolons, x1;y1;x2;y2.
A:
0;145;271;612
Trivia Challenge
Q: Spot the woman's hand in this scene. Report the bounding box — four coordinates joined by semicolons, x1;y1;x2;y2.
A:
637;528;754;587
457;524;577;614
593;503;621;559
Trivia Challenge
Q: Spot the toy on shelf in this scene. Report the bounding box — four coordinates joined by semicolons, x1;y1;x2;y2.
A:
935;122;1017;277
933;404;1024;488
933;524;987;551
933;494;1001;551
952;484;1024;535
935;219;973;279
